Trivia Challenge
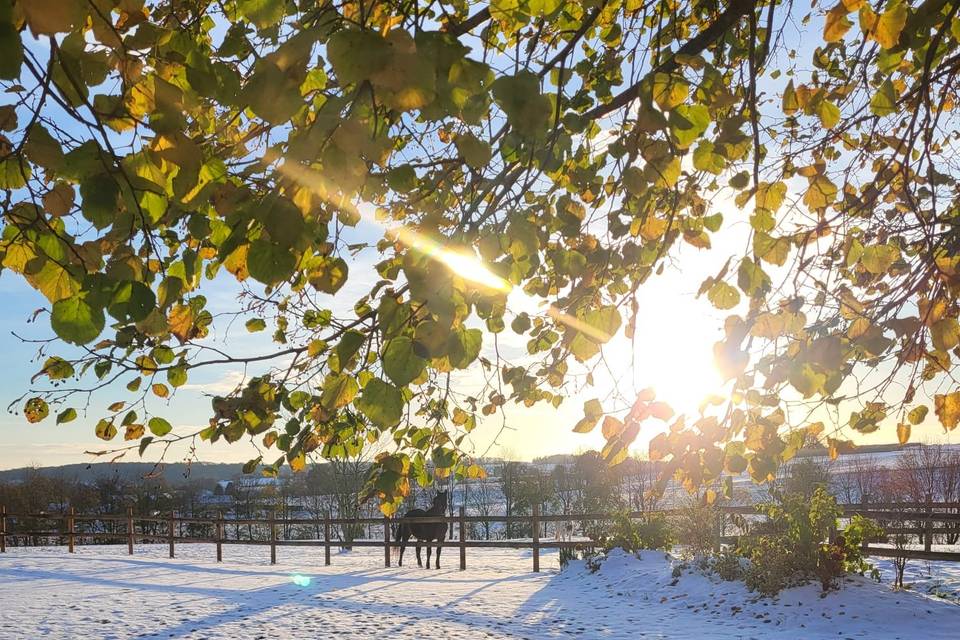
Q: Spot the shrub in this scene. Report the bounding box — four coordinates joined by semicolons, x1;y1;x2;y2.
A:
559;546;580;568
739;487;883;595
841;514;884;579
598;511;673;555
671;499;719;558
711;549;745;582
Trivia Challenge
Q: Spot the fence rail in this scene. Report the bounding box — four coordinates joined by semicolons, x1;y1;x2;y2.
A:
2;502;959;571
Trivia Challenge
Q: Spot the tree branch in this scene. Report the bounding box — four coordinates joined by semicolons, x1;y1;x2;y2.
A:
581;0;758;120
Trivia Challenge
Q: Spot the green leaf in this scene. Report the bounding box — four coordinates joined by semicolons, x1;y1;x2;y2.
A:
447;328;482;369
383;336;426;386
51;297;105;345
167;366;188;388
669;104;710;148
908;405;928;425
24;397;49;423
96;419;117;441
737;258;771;297
651;72;689;110
491;72;551;136
80;173;120;229
108;281;156;323
308;256;349;294
25;124;65;171
870;79;897;116
320;373;359;411
246;318;267;332
0;156;29;189
237;0;285;29
817;100;840;129
335;330;366;370
327;30;391;85
247;239;296;285
455;133;493;169
860;244;900;274
56;408;77;424
0;19;23;81
243;61;304;124
355;378;404;427
707;281;740;310
41;357;75;380
148;416;173;437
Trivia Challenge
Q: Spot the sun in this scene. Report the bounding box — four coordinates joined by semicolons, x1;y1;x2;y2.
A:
607;284;729;420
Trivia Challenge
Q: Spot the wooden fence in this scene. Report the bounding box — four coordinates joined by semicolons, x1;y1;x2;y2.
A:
2;502;959;571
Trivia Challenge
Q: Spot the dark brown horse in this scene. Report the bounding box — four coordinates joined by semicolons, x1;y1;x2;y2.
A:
394;491;448;569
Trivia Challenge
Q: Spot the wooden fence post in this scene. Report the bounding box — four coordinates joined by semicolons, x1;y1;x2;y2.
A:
168;511;175;558
383;515;391;568
68;507;75;553
216;511;223;563
459;506;467;571
532;503;540;573
126;507;134;555
0;505;6;553
323;514;331;566
925;497;934;553
270;510;277;565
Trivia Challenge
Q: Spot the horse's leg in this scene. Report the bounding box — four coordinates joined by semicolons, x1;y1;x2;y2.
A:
415;543;423;567
398;530;407;567
426;543;432;570
436;528;445;569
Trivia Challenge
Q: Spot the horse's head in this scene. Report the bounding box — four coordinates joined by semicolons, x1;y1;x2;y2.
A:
433;490;448;511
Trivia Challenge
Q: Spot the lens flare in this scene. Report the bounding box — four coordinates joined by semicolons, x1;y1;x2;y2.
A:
272;158;511;294
271;157;611;342
291;574;312;587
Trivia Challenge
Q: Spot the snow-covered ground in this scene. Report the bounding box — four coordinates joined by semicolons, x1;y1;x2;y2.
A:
2;544;959;639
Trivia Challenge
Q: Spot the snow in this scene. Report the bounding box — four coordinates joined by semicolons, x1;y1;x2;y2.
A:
2;544;959;639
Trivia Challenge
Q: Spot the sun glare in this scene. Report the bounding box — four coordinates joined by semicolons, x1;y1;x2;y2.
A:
275;157;727;423
629;290;727;418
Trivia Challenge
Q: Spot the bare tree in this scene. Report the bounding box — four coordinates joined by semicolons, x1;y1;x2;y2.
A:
835;455;886;505
466;471;495;540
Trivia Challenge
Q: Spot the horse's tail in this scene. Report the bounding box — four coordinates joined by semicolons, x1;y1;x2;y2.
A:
391;522;402;553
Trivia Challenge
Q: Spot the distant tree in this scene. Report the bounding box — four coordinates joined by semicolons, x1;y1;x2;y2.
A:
466;471;496;540
835;455;887;505
783;458;832;501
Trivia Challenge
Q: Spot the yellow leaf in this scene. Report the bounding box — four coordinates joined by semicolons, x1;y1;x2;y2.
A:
782;80;799;115
638;215;669;241
824;4;853;42
651;72;689;110
930;318;960;351
827;437;856;460
601;415;624;439
935;391;960;431
896;422;910;445
152;383;170;398
289;451;306;472
124;424;145;441
223;244;250;281
873;1;907;49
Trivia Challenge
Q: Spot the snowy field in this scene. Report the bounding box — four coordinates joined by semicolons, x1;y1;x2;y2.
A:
2;544;960;639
